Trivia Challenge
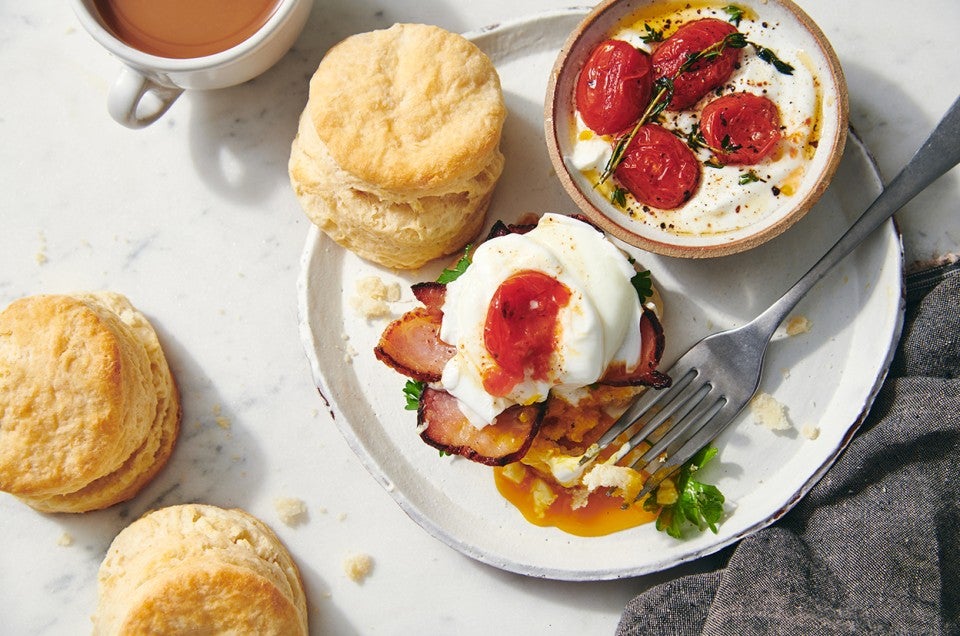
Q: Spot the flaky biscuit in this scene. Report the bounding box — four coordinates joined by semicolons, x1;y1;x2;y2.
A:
308;23;506;192
18;292;180;513
106;561;305;636
290;23;506;269
0;294;156;498
290;107;503;269
95;504;308;635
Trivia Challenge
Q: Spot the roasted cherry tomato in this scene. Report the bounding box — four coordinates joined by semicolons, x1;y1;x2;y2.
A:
700;92;782;165
576;39;653;135
483;270;571;397
614;124;701;209
652;18;741;111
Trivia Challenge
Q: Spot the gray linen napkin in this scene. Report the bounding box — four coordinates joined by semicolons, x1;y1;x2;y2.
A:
617;262;960;636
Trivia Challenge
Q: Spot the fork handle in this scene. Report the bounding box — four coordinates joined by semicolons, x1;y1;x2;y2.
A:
752;95;960;337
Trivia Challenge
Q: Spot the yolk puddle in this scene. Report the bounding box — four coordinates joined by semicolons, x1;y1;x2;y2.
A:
493;465;658;537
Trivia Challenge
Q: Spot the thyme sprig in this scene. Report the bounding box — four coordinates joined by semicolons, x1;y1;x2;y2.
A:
597;28;793;183
598;32;747;184
754;44;794;74
640;23;664;43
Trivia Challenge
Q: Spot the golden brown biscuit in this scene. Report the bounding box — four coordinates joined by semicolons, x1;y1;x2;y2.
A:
113;562;305;635
309;23;506;192
94;504;308;636
289;23;506;269
290;108;503;269
0;292;180;512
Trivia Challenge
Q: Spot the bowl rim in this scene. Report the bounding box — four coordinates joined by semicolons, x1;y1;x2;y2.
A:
544;0;850;258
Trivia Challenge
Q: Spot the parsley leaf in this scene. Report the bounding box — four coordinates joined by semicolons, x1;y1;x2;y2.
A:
630;269;654;303
403;380;425;410
644;445;725;539
436;244;473;283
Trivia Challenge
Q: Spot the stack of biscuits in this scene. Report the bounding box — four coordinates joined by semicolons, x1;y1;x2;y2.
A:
289;23;507;269
0;292;180;513
93;504;308;635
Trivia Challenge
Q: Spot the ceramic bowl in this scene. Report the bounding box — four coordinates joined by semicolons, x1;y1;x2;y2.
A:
544;0;848;258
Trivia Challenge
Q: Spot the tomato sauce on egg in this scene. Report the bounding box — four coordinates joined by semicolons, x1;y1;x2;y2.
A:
483;271;571;397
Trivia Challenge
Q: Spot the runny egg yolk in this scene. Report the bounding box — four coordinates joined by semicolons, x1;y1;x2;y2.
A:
482;271;571;397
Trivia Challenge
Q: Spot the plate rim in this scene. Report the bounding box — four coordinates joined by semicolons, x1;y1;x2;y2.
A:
295;10;904;581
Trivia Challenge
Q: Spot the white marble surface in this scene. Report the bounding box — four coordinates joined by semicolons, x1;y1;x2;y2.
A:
0;2;957;634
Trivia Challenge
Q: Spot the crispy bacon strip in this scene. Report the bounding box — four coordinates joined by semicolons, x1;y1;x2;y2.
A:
411;281;446;310
600;307;671;389
374;307;454;383
418;388;544;465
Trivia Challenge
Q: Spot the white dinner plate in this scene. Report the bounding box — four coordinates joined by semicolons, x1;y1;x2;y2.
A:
297;8;903;581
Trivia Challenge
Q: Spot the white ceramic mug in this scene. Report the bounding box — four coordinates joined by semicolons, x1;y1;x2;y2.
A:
71;0;314;129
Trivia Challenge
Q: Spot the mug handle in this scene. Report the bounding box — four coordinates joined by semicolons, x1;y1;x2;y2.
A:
108;66;183;129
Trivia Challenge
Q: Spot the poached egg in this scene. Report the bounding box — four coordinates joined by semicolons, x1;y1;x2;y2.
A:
439;214;645;428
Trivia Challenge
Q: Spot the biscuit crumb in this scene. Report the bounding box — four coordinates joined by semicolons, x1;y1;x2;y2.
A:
274;497;308;526
343;553;374;583
343;342;359;364
801;424;821;440
57;532;74;547
212;404;231;429
36;231;48;265
751;392;792;431
785;315;812;336
583;464;642;501
350;276;401;319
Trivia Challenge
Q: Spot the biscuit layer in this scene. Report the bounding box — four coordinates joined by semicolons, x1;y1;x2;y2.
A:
18;292;180;513
291;108;504;269
0;295;156;498
94;504;308;636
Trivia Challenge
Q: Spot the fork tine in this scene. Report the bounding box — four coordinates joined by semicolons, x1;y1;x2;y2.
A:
606;371;711;465
635;387;723;467
633;397;744;500
580;366;698;465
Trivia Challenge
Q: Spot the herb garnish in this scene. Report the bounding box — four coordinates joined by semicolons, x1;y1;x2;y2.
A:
599;32;747;184
754;44;794;74
681;122;710;152
640;23;664;43
436;244;472;283
598;26;793;183
630;268;654;303
611;186;628;208
403;380;425;410
723;4;745;26
644;445;725;538
720;134;741;153
739;170;763;185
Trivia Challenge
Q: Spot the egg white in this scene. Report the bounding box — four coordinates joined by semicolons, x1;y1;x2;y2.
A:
439;214;644;428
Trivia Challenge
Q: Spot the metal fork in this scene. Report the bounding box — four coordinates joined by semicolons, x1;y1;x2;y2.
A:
582;95;960;500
